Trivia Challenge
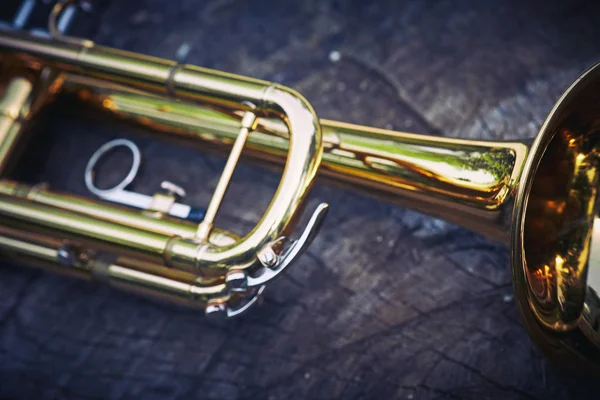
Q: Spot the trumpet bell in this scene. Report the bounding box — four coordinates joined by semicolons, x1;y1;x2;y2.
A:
513;61;600;370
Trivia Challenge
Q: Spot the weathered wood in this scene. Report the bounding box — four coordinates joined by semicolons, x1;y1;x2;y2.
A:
1;0;600;398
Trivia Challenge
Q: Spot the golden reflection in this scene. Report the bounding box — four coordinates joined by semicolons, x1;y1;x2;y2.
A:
523;125;600;330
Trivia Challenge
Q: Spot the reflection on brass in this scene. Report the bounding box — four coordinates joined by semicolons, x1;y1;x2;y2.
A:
1;24;600;371
0;28;328;318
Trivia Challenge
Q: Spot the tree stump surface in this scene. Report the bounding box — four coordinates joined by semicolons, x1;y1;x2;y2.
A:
1;0;600;399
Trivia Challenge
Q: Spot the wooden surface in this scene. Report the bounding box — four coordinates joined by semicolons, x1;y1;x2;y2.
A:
2;0;600;398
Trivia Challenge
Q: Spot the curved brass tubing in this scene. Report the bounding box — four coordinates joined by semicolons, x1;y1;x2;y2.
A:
0;29;327;317
0;29;324;273
60;62;600;372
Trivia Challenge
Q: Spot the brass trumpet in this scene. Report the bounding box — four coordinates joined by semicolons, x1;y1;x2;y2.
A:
1;3;600;373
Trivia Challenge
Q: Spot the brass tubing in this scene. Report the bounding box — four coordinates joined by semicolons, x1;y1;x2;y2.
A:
0;77;33;174
64;75;528;243
0;192;169;254
0;192;210;272
0;29;323;270
0;180;239;245
196;110;257;241
0;225;227;309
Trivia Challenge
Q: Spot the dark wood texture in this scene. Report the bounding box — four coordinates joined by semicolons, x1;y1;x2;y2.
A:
1;0;600;398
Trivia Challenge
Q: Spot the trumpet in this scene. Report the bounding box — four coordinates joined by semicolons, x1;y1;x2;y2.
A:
1;2;600;373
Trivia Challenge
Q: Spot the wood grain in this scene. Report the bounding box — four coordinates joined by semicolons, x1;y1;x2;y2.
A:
1;0;600;398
